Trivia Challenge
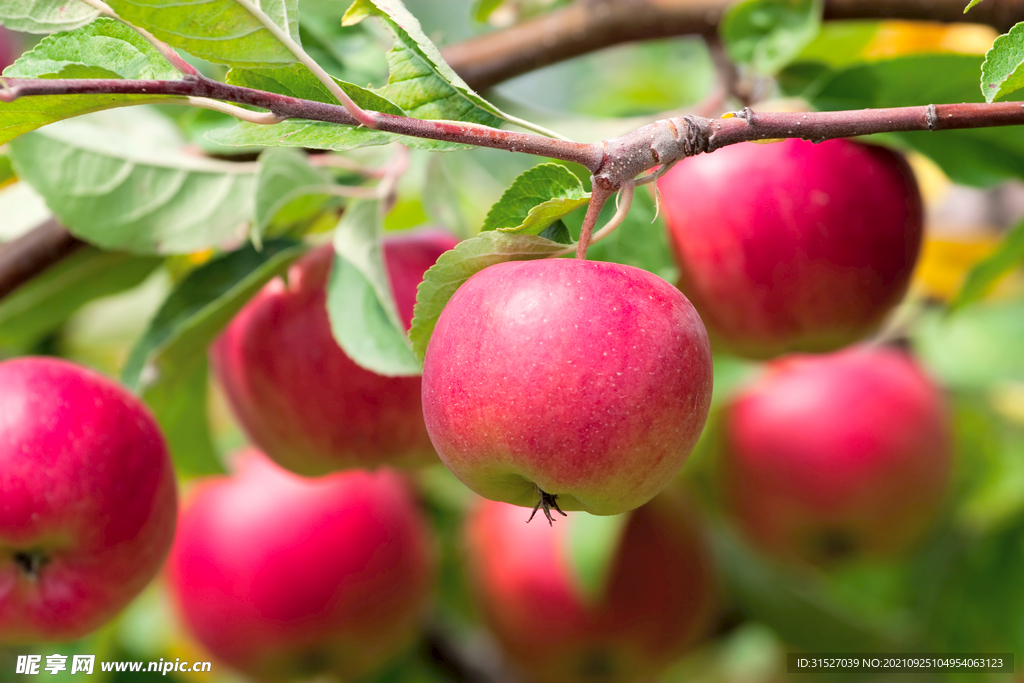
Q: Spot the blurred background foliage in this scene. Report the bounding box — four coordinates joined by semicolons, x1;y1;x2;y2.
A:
2;0;1024;680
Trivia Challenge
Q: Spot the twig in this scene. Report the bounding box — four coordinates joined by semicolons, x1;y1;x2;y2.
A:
186;97;284;124
576;180;615;259
0;219;85;299
589;183;637;248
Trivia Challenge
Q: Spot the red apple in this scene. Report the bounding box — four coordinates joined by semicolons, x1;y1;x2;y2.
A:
658;139;923;359
210;228;459;476
422;258;713;517
721;346;952;564
0;28;21;73
166;448;436;681
0;357;177;643
465;490;719;683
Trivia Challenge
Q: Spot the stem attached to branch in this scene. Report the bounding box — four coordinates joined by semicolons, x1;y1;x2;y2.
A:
576;180;616;260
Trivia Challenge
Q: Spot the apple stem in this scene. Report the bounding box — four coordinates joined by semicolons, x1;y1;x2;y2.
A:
575;180;615;259
12;551;49;582
527;488;569;525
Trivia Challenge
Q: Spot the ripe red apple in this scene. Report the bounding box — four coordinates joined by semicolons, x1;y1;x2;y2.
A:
465;490;719;683
658;139;923;359
422;258;713;517
0;28;21;73
721;346;952;564
210;229;459;476
0;357;177;643
166;448;436;682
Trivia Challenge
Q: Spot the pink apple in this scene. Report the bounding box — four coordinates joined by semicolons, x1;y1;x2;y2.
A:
422;258;713;517
210;229;459;476
658;139;923;359
0;357;177;643
722;346;952;564
465;490;719;683
166;448;436;681
0;28;21;73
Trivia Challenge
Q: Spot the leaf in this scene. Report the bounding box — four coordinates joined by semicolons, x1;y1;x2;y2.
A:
981;22;1024;103
0;155;14;188
7;17;179;80
254;147;334;243
720;0;823;75
0;19;184;145
964;0;986;12
913;298;1024;390
9;108;258;254
342;0;505;126
207;65;471;152
472;0;504;23
105;0;302;68
145;357;224;476
567;512;631;604
327;200;421;376
122;239;308;471
481;163;590;235
0;248;162;350
953;220;1024;309
408;231;570;361
785;54;1024;186
712;523;908;651
0;1;98;34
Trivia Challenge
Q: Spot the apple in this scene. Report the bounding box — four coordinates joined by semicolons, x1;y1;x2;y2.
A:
657;138;923;359
210;228;459;476
166;448;436;682
422;258;713;518
721;346;952;564
0;28;21;73
465;490;719;683
0;357;177;643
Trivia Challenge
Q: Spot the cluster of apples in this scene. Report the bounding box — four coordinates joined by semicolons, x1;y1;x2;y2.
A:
0;135;952;682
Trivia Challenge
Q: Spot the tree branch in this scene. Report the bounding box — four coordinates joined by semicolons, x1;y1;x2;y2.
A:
0;219;85;299
443;0;1024;91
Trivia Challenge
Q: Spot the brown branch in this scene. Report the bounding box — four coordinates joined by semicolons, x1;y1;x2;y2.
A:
443;0;1024;92
0;219;85;299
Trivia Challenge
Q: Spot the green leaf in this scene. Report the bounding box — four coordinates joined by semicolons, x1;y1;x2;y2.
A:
481;163;590;235
0;155;14;187
0;19;184;145
720;0;823;75
0;248;161;350
123;239;308;472
254;147;334;243
208;65;470;152
567;512;631;604
786;54;1024;186
9;108;258;254
913;298;1024;390
539;220;573;245
0;1;98;33
6;17;180;80
408;231;571;361
342;0;505;126
981;22;1024;103
964;0;986;12
327;200;421;376
953;220;1024;310
105;0;301;68
145;357;224;476
925;516;1024;657
472;0;504;23
712;524;908;651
